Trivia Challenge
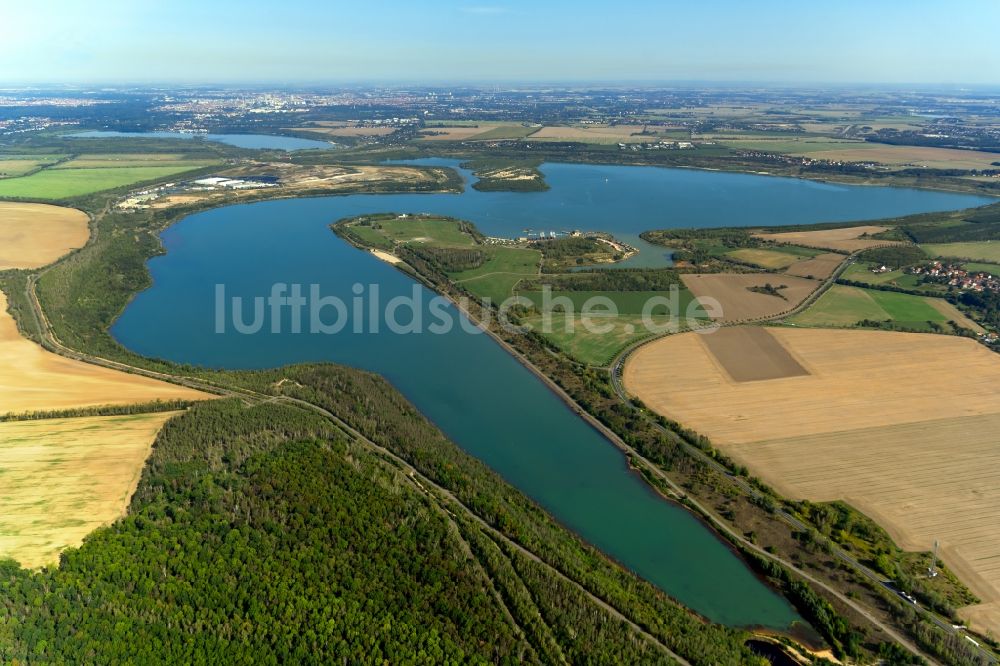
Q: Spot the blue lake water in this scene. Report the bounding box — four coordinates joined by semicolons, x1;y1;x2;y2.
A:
72;130;333;151
112;160;990;630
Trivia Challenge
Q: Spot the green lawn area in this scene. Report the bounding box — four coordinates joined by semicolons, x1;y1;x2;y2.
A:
451;247;541;304
523;314;684;366
359;217;476;247
922;242;1000;264
867;289;946;326
0;158;61;178
54;156;218;169
518;289;706;318
789;284;951;331
841;264;936;291
963;262;1000;275
344;223;393;250
0;165;206;199
726;247;816;269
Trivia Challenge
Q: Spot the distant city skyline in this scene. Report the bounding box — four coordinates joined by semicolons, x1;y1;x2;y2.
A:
3;0;1000;85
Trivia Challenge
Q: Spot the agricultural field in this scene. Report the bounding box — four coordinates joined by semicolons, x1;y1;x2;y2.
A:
964;262;1000;275
0;155;64;178
0;412;179;568
518;289;704;316
794;144;1000;170
717;137;867;154
418;123;535;141
789;284;981;332
754;225;899;252
623;327;1000;634
451;247;541;304
716;135;1000;169
0;202;90;270
725;247;805;269
0;293;207;415
922;241;1000;263
0;165;207;199
681;273;818;322
526;124;664;143
53;153;217;169
783;253;845;280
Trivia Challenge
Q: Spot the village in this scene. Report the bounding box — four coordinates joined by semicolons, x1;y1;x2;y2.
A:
909;260;1000;292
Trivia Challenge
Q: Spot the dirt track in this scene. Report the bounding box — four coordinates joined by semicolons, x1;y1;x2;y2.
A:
0;293;208;414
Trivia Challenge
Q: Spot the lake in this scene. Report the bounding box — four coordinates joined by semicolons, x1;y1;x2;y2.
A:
112;160;990;631
72;130;333;151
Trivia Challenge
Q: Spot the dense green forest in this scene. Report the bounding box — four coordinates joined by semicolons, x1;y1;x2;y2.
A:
0;366;766;664
640;228;759;248
856;245;927;268
902;204;1000;243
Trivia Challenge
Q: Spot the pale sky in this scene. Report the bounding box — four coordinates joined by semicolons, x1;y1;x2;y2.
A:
2;0;999;85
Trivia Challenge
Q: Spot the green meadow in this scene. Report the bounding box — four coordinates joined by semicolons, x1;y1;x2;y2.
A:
0;165;207;199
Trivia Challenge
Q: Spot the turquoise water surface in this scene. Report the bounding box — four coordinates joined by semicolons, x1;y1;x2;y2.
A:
112;161;990;629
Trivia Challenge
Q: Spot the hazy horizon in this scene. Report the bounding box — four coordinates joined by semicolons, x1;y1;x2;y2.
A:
4;0;999;86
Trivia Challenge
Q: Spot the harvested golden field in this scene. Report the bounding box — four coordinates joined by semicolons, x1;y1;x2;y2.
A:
793;144;1000;170
783;252;845;279
681;273;817;322
527;124;655;143
419;125;503;140
755;225;899;252
0;412;178;567
624;327;1000;632
0;202;90;270
726;248;801;269
0;293;208;414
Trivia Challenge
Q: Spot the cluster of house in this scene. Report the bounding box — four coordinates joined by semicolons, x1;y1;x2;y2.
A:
909;261;999;292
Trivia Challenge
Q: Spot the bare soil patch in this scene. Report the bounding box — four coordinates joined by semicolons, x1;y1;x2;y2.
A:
700;327;810;382
0;202;90;270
